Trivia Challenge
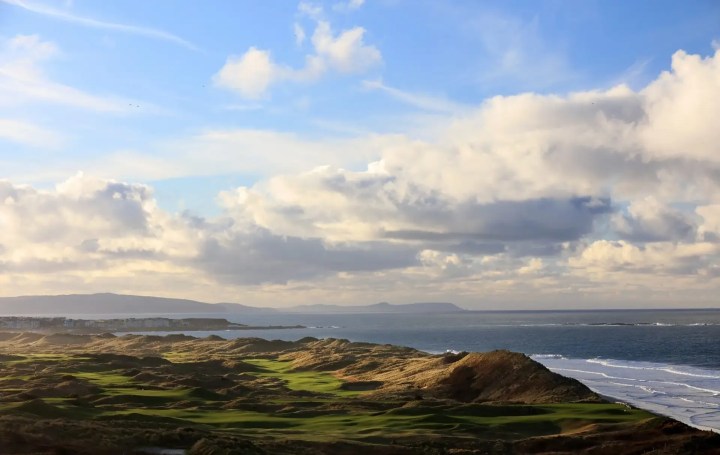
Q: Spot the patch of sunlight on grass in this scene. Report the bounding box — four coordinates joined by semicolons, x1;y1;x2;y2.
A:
243;358;362;397
71;371;136;387
105;387;194;398
161;351;196;363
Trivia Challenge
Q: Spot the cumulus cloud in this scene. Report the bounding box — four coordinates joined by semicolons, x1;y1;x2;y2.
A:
612;198;697;243
214;17;380;98
0;174;163;251
212;48;279;100
0;174;418;297
208;45;720;304
639;49;720;162
5;45;720;307
220;167;613;246
311;21;380;73
197;229;417;286
569;240;719;277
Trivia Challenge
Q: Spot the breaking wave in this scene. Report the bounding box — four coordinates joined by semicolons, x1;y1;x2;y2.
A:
532;355;720;433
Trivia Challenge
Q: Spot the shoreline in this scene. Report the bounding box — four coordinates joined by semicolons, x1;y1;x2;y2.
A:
2;329;718;434
0;331;717;453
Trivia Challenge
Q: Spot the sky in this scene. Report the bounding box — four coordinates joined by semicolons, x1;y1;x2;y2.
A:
0;0;719;309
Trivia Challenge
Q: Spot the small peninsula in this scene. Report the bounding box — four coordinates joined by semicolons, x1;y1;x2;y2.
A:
0;317;303;333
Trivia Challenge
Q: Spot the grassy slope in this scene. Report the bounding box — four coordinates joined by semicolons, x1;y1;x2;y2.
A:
0;353;655;443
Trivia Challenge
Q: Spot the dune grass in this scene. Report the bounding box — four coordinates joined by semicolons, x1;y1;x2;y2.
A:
0;352;658;444
161;351;195;363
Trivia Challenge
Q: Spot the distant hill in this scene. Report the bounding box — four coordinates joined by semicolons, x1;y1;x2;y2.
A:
0;293;228;315
0;293;464;316
279;302;466;314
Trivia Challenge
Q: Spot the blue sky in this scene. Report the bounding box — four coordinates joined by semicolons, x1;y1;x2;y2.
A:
1;0;719;307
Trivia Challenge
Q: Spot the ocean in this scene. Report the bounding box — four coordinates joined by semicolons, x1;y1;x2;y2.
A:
108;309;720;432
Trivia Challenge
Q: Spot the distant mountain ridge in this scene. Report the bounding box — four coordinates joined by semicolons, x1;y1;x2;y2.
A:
0;293;466;315
278;301;465;314
0;293;227;315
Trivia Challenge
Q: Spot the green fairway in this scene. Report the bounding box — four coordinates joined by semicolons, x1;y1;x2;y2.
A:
94;402;653;441
70;371;137;387
243;358;363;396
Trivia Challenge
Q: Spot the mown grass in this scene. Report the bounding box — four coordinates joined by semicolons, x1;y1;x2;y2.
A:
104;387;194;398
71;371;136;387
243;358;362;397
70;371;202;402
96;402;653;441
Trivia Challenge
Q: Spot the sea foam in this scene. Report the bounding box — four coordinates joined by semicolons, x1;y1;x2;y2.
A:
532;355;720;433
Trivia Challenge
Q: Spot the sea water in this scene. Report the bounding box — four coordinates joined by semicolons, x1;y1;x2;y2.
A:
108;309;720;432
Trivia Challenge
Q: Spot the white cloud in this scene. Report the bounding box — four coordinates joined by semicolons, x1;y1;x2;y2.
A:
0;118;64;147
298;1;324;20
4;46;720;307
0;35;139;112
294;23;306;46
213;48;280;100
206;46;720;304
0;174;418;300
518;258;544;275
362;79;467;113
333;0;365;13
1;0;197;50
214;17;381;98
311;21;380;73
612;197;696;242
569;240;719;278
639;49;720;162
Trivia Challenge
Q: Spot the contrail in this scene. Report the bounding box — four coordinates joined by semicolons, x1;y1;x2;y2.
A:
1;0;199;51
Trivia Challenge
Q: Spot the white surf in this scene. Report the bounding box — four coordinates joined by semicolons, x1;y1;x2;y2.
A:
532;355;720;433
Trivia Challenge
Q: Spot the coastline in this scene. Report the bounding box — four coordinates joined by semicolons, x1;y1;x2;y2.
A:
0;316;305;334
0;331;718;453
1;315;720;438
